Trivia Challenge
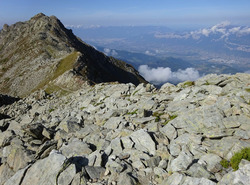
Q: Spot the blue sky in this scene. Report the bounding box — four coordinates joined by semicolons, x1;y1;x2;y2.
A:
0;0;250;28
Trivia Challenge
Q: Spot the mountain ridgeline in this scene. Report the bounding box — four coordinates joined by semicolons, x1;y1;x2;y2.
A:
0;13;250;185
0;13;146;97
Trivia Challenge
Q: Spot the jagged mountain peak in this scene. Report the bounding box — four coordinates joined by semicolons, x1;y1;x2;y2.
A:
0;13;146;97
30;12;47;19
28;13;68;35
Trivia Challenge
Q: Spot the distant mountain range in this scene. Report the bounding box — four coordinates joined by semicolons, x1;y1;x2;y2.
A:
154;21;250;62
72;22;250;81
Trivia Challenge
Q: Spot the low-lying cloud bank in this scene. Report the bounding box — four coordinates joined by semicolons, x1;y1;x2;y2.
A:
138;65;200;85
155;21;250;40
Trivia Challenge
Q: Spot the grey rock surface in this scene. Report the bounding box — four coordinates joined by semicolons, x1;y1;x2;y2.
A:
218;159;250;185
0;73;249;185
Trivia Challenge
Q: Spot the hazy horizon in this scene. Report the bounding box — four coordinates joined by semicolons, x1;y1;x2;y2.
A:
1;0;250;29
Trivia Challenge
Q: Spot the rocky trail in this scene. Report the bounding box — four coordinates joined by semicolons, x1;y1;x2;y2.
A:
0;73;250;185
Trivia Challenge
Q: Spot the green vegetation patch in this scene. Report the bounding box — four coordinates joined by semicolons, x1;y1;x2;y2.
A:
155;117;160;122
127;109;138;115
230;147;250;170
220;159;230;168
162;114;178;126
94;102;104;107
169;114;178;120
46;46;57;58
49;108;55;113
0;44;4;52
132;90;140;96
45;84;71;97
153;112;164;117
53;52;79;80
34;52;79;93
245;88;250;93
0;58;9;64
153;112;164;122
182;81;195;87
220;147;250;171
205;81;210;85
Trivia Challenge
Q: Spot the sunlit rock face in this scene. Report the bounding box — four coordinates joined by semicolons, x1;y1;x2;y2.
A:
0;73;250;184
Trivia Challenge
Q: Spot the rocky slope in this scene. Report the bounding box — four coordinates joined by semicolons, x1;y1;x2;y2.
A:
0;73;249;185
0;13;146;97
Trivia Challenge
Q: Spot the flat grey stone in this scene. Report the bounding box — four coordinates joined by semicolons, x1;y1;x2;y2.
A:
169;143;181;157
161;172;185;185
186;163;213;179
160;123;177;140
85;166;105;180
60;138;92;157
103;117;124;130
198;153;222;173
117;172;137;185
182;176;216;185
121;136;134;149
20;150;66;185
170;147;193;172
58;164;76;185
130;129;156;155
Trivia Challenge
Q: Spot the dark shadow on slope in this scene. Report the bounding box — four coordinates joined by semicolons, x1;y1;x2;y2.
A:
52;19;147;85
0;94;20;107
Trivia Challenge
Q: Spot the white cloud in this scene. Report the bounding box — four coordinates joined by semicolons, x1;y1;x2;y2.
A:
145;50;155;56
111;50;118;56
138;65;172;84
155;49;160;54
155;33;189;39
172;68;200;82
65;24;83;29
238;27;250;35
211;21;231;32
229;27;241;34
201;29;211;37
84;25;101;29
65;24;101;29
104;48;111;55
104;48;118;56
155;21;250;41
138;65;200;85
190;31;200;40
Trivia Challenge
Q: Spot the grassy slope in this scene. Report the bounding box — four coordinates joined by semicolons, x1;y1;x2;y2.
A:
33;51;79;94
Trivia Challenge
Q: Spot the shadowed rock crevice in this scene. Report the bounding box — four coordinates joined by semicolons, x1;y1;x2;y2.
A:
0;94;20;107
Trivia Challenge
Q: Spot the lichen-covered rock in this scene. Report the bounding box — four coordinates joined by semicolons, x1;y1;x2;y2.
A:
218;159;250;185
0;73;249;184
59;138;92;157
169;147;193;172
130;129;156;155
10;150;66;185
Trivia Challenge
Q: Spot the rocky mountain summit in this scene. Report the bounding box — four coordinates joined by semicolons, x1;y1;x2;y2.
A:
0;73;250;185
0;13;146;97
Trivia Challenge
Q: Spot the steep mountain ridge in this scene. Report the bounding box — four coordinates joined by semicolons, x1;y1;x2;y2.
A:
0;13;146;97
